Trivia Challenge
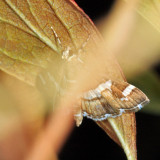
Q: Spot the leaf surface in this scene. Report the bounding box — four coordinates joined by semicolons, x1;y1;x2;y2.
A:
137;0;160;33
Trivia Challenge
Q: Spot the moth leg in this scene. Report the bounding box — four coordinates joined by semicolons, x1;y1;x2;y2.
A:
74;104;83;127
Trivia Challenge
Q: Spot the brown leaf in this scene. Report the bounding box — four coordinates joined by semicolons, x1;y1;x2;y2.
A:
97;113;137;160
0;0;137;160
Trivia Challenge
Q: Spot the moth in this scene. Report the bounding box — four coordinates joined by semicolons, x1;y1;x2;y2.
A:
74;80;149;126
37;47;149;127
37;42;149;127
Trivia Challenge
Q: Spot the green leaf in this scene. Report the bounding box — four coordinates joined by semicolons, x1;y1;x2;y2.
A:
130;70;160;115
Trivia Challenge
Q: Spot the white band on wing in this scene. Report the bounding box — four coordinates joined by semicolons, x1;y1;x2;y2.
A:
122;85;135;97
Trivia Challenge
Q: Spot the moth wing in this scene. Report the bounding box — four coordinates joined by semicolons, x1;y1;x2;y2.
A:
81;97;125;121
81;80;149;122
104;81;150;112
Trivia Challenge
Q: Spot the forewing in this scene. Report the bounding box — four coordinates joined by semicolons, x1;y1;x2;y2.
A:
81;80;149;121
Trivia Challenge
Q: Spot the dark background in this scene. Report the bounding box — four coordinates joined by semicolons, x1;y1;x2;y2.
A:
59;1;160;160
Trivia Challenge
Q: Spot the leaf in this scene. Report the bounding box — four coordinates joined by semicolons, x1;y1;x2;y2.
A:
116;9;160;79
0;0;61;84
124;0;160;33
97;0;140;55
98;0;160;79
0;0;137;160
122;0;160;78
137;0;160;33
97;113;137;160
